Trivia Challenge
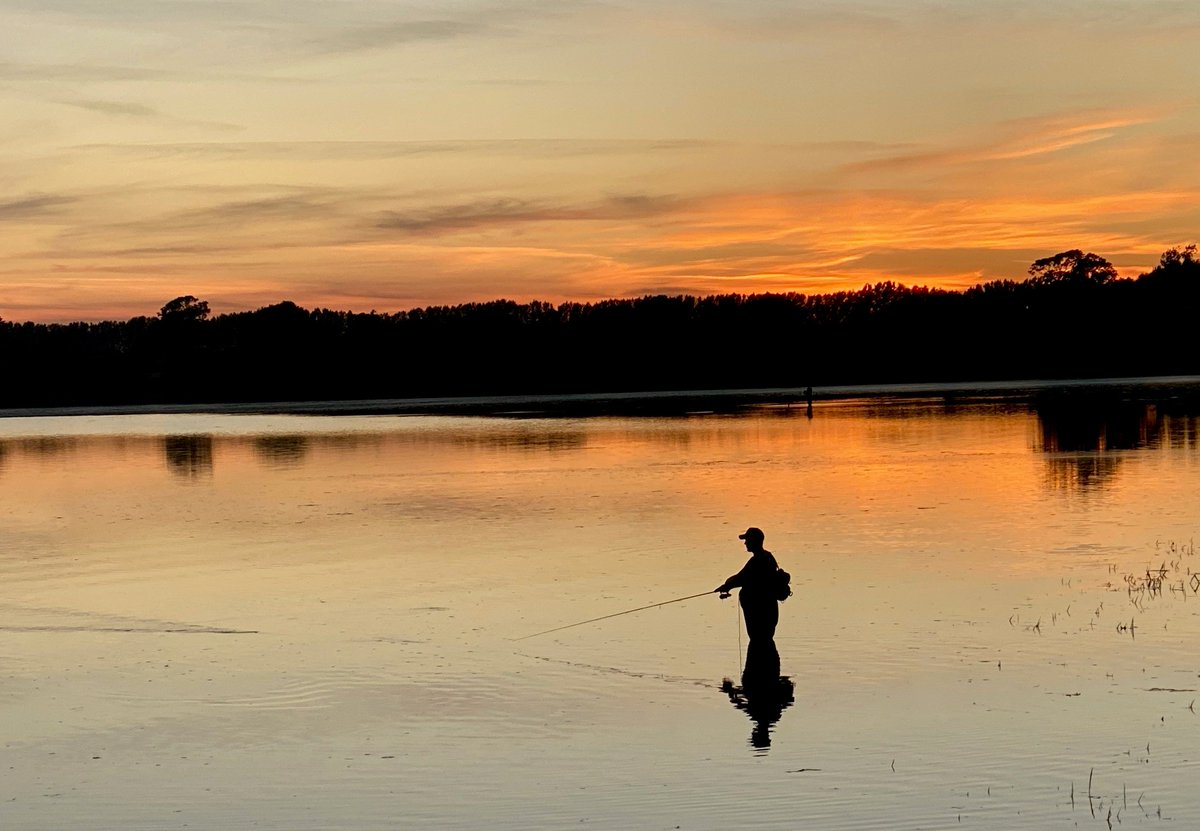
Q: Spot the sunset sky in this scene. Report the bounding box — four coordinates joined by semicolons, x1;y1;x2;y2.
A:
2;0;1198;322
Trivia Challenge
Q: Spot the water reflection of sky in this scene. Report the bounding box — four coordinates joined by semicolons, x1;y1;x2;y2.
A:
2;396;1199;499
3;390;1200;828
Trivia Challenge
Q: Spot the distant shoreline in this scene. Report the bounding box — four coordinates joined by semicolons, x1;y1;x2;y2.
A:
7;266;1199;410
4;375;1200;420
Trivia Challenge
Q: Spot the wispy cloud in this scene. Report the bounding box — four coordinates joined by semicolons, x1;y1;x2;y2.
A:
0;194;76;221
0;0;343;27
48;98;245;131
690;0;1200;39
667;3;903;40
654;188;1198;254
72;138;721;160
180;193;342;222
0;60;320;87
0;61;166;82
844;108;1163;174
376;194;685;235
54;98;164;118
313;19;496;54
36;185;362;258
302;0;595;55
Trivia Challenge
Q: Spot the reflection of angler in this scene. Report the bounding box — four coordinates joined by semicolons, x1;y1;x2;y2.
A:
722;639;794;750
715;526;795;749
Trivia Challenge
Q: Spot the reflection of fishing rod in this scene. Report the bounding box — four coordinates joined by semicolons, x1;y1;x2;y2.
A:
514;591;716;640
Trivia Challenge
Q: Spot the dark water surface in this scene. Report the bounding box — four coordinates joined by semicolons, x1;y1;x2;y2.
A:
2;384;1200;828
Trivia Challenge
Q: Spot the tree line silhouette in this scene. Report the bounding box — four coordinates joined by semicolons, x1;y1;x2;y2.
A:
2;246;1197;409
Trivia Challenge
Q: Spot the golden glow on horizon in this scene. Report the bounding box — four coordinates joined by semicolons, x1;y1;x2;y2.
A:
0;181;1190;322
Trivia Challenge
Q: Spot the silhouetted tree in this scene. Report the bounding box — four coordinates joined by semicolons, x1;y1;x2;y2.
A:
1;245;1198;409
1156;245;1198;271
1027;250;1117;287
159;295;210;323
1139;245;1200;289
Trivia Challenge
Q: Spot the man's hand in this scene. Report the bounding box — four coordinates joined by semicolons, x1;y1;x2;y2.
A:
717;588;731;599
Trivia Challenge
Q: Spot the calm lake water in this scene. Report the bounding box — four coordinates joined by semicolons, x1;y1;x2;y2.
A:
3;384;1200;829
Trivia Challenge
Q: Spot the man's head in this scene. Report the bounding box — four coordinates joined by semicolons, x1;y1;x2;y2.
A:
738;526;765;550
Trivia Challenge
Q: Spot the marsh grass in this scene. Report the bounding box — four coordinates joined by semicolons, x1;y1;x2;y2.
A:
1122;539;1197;613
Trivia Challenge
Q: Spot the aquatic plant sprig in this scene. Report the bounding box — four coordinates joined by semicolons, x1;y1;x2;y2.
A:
1113;539;1199;613
1013;538;1195;641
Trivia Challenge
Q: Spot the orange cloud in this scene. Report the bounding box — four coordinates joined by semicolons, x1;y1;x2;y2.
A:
2;103;1197;322
843;108;1165;174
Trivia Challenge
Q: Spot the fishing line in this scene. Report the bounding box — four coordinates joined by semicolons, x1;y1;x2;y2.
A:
736;599;743;671
514;591;715;640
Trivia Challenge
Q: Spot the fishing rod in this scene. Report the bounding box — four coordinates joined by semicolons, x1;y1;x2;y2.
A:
514;590;716;641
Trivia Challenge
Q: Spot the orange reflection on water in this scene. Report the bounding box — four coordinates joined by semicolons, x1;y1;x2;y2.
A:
2;402;1200;827
0;401;1147;605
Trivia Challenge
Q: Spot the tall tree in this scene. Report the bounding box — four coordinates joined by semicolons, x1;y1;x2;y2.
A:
1153;244;1198;272
1027;250;1117;287
159;295;210;323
